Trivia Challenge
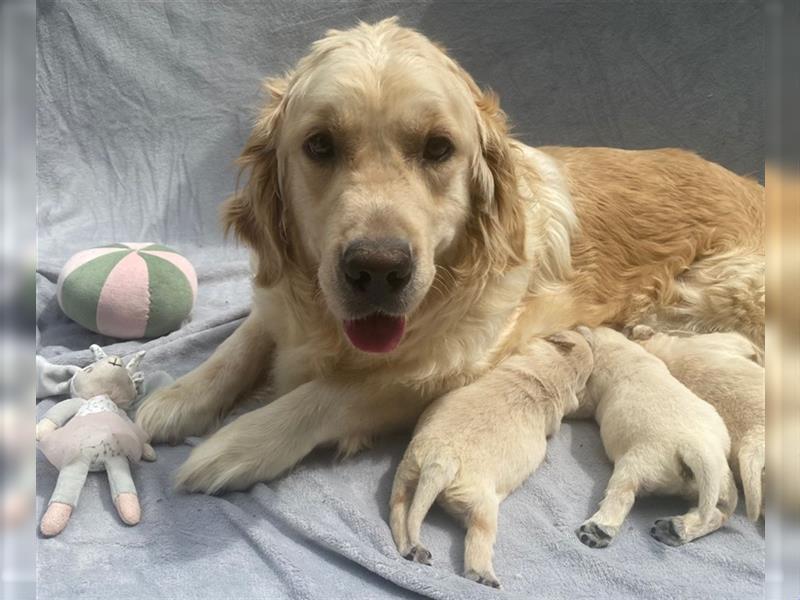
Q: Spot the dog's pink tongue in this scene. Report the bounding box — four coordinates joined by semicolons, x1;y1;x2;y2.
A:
344;314;406;353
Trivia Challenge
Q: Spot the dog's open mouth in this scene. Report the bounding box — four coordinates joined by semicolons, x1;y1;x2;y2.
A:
344;313;406;353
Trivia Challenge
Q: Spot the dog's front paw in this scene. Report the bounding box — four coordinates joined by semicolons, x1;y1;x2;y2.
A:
650;518;686;546
576;521;616;548
465;568;501;589
175;431;263;494
175;408;308;494
135;381;220;445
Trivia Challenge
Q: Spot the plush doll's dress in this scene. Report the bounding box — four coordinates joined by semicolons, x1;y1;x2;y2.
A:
39;395;149;471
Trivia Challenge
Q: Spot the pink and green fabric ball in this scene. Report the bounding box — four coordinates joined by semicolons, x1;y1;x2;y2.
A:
57;243;197;339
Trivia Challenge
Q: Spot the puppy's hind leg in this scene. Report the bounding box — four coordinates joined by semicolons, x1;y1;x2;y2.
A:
404;460;457;565
463;490;501;589
651;457;737;546
739;431;765;521
651;507;726;547
577;453;641;548
389;460;417;559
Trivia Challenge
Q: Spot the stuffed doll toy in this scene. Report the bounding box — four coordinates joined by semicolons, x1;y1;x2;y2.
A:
36;345;157;537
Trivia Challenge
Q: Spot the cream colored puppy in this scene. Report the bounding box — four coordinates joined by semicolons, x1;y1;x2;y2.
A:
576;327;737;548
628;325;765;520
389;329;593;588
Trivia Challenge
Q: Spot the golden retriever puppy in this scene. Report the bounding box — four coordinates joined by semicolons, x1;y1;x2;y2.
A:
135;18;764;494
390;330;593;588
628;325;765;520
575;327;737;548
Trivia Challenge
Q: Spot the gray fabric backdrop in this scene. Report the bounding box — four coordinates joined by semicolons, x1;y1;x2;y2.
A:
36;2;764;599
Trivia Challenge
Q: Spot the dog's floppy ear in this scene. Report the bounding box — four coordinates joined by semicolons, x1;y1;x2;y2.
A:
466;82;527;273
222;76;291;288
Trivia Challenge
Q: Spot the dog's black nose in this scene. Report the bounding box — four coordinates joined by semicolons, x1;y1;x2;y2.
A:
341;238;412;305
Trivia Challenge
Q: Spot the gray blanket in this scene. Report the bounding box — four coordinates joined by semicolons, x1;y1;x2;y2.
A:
37;2;765;598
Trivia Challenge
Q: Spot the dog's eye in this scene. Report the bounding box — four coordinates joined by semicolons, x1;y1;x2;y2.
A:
304;132;335;161
423;136;454;162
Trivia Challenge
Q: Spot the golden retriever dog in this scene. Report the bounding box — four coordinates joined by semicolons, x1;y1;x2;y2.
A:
135;18;764;494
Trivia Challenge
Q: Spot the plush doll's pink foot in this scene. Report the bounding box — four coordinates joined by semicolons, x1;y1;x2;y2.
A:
40;502;73;537
114;493;141;525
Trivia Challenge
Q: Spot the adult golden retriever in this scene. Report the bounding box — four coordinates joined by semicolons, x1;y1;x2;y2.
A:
136;18;764;493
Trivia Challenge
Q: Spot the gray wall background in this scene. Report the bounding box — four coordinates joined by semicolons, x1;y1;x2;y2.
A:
37;0;764;260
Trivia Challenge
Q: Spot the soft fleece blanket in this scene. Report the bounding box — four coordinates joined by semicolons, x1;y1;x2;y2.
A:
37;2;765;598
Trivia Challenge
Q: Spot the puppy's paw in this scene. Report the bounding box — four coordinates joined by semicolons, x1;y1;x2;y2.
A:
135;381;220;445
650;518;686;546
465;568;501;589
403;545;432;565
576;521;615;548
627;324;655;340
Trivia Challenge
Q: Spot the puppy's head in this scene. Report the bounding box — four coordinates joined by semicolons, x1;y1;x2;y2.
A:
223;18;526;354
545;329;594;388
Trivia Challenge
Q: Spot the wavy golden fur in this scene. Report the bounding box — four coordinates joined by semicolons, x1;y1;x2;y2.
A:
136;18;765;494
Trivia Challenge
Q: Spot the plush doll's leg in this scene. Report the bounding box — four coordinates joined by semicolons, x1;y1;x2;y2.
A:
41;457;90;537
104;456;141;526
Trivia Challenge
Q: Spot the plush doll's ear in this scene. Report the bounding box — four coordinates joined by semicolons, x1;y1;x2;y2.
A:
90;344;107;361
131;371;145;396
126;350;146;373
222;75;292;288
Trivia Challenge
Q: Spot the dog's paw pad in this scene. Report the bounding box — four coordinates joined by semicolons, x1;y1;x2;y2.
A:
576;521;613;548
465;569;501;589
650;518;685;546
404;545;432;565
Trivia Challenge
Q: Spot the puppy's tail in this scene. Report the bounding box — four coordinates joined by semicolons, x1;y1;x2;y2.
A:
680;444;737;523
739;431;765;521
406;456;458;546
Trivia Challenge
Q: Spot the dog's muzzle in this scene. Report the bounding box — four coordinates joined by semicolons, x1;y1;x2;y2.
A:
339;238;413;313
337;237;414;353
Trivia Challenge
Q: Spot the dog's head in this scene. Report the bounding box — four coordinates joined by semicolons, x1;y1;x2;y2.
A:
224;18;526;354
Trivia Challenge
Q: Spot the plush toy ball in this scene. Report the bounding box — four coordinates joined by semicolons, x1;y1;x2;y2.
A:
57;243;197;339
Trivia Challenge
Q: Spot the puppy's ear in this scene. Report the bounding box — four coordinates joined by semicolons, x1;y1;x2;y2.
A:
575;325;594;349
742;337;764;366
222;75;291;288
545;332;576;354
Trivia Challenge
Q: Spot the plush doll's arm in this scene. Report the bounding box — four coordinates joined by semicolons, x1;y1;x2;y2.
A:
36;398;84;440
142;443;157;462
